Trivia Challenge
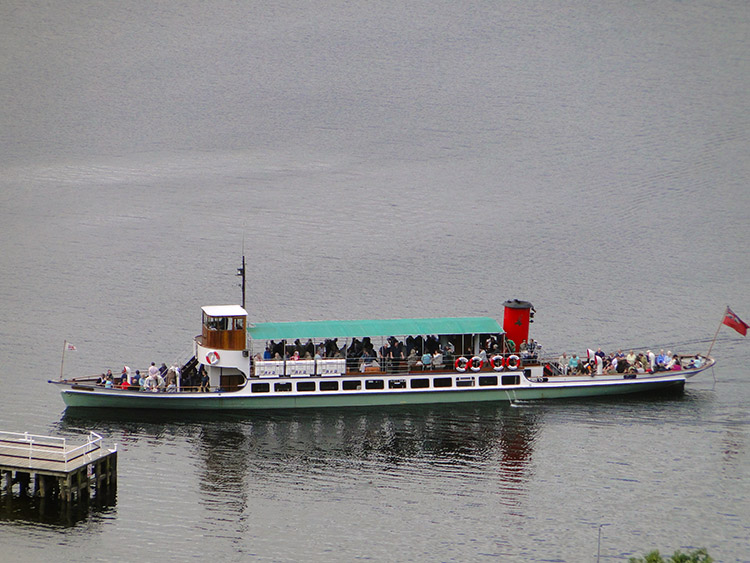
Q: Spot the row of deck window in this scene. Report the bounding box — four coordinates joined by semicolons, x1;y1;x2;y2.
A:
249;374;521;393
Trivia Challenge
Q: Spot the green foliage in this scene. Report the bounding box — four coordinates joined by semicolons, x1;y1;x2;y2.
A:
628;548;712;563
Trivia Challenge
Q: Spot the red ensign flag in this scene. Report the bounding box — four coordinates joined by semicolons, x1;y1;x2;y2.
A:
723;307;749;336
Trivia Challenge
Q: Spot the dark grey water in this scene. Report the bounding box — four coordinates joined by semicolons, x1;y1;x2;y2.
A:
1;1;748;561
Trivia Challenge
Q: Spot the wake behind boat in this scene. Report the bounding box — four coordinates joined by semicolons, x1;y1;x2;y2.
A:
51;299;714;410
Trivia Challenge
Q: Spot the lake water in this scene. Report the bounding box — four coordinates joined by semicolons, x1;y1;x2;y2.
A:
0;1;748;561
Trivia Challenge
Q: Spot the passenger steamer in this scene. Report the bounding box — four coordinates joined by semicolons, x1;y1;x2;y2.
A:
53;300;714;410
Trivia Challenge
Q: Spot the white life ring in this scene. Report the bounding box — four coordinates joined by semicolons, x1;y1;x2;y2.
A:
455;356;469;373
506;354;520;371
469;356;483;372
490;355;505;371
206;351;221;365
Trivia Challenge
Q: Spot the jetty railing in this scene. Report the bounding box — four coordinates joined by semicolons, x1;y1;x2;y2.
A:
0;430;109;470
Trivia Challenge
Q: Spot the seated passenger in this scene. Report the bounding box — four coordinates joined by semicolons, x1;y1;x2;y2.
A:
568;354;580;374
667;355;682;370
689;355;702;369
432;350;444;369
420;352;432;370
407;349;419;370
656;349;668;371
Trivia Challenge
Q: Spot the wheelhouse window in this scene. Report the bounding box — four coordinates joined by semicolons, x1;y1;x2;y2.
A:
201;309;247;351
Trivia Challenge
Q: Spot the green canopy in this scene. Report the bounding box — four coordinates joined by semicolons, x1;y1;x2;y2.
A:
247;317;503;341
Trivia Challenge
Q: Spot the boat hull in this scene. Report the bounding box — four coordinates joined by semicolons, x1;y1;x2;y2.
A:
58;371;694;411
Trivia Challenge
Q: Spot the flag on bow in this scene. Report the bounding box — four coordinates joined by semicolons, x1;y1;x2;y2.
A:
723;307;749;336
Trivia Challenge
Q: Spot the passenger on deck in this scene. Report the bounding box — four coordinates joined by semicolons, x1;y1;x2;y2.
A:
325;338;338;358
636;353;648;373
478;347;488;364
389;338;405;372
104;374;114;388
647;350;656;372
656;350;668;371
432;349;444;369
615;357;629;374
407;348;419;370
420;352;432;370
145;370;164;392
165;367;177;389
558;352;569;375
199;371;210;392
568;354;580;374
626;350;636;366
689;355;702;369
263;346;273;360
359;347;378;372
667;355;682;370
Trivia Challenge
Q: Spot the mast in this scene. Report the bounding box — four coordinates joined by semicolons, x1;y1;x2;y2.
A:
237;254;246;310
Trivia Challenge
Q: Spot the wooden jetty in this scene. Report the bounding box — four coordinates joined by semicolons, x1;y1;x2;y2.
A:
0;431;117;504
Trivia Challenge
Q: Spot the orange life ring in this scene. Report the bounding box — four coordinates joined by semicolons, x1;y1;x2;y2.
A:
206;351;221;365
455;356;469;372
469;356;483;372
490;355;505;371
506;354;520;370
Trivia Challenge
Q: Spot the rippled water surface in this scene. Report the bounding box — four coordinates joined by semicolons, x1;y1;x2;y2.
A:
1;1;748;561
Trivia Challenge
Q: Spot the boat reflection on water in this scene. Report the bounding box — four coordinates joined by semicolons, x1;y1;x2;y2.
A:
59;402;541;525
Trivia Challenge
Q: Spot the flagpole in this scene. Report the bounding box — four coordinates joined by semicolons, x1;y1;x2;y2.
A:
706;306;727;358
60;340;67;381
